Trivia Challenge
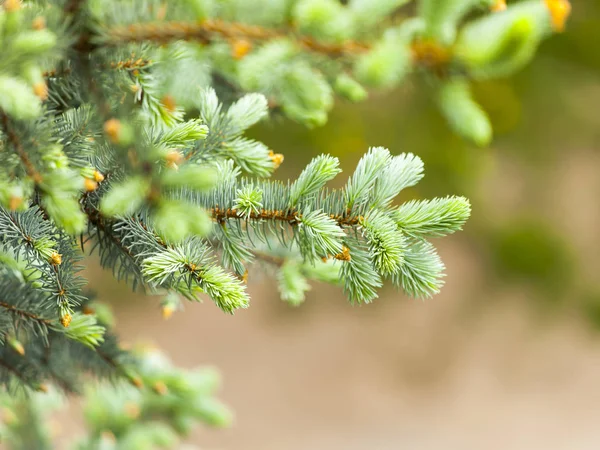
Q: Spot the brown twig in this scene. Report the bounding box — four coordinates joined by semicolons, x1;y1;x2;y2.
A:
0;111;43;184
251;249;285;267
109;57;153;70
0;301;52;325
103;19;370;57
63;0;86;15
211;206;361;227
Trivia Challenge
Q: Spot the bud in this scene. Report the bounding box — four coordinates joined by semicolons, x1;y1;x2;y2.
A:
103;118;121;143
125;370;144;388
161;95;176;113
8;337;25;356
131;376;144;388
123;402;141;419
232;39;252;60
491;0;506;12
84;177;98;192
32;16;46;30
437;79;492;146
152;380;168;395
104;119;134;146
161;304;174;320
100;176;149;217
60;312;72;328
268;150;284;169
165;150;183;168
354;35;412;88
93;170;105;182
33;82;48;100
49;251;62;266
544;0;571;32
334;73;367;102
37;383;49;393
3;0;21;12
334;245;351;261
8;194;23;211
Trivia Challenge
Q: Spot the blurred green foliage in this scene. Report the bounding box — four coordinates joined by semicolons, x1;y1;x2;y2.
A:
489;218;574;299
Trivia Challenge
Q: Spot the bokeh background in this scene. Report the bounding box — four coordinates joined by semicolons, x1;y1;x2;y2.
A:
83;3;600;449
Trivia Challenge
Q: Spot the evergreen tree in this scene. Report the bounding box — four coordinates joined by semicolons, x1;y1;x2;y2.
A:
0;0;569;448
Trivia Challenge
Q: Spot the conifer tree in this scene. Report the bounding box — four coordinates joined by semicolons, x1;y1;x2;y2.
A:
0;0;569;447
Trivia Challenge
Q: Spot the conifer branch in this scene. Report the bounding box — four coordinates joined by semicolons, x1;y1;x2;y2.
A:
101;19;370;57
0;111;43;184
210;206;361;227
0;301;52;326
0;0;569;444
0;357;28;384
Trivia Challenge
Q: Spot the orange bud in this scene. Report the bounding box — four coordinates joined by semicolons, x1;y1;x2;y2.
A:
49;251;62;266
33;82;48;101
10;339;25;356
544;0;571;32
103;119;121;143
152;381;168;395
84;178;98;192
268;150;284;169
93;170;105;182
490;0;506;12
165;150;183;168
3;0;21;12
161;95;176;113
130;376;144;389
32;16;46;30
161;304;174;320
232;39;253;60
123;402;140;419
334;246;351;261
8;195;23;211
60;313;72;328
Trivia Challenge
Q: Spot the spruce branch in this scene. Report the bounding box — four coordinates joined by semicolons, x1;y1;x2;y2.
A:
0;0;570;444
0;110;43;184
0;301;52;327
98;19;370;57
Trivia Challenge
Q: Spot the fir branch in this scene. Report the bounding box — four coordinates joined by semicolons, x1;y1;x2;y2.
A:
251;249;285;267
0;110;43;184
210;206;361;227
109;57;153;71
0;357;29;384
100;19;370;57
0;206;86;319
0;301;52;326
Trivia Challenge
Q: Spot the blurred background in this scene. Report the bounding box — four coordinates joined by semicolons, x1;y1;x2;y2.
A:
83;2;600;448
